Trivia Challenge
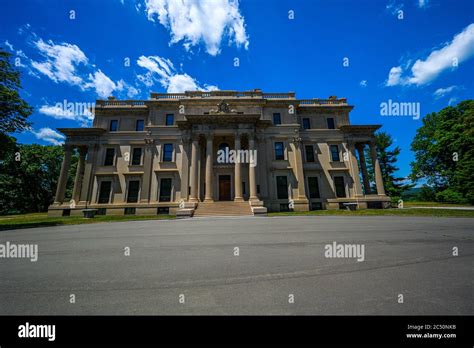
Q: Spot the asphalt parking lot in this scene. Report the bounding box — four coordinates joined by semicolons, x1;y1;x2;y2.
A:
0;215;472;314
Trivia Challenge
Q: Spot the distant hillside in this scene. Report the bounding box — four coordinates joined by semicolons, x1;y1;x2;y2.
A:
401;187;422;201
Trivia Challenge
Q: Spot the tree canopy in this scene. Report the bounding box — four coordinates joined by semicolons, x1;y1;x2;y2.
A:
0;49;32;134
410;100;474;204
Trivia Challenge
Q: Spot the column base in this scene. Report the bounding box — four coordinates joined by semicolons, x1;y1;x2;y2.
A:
203;198;214;203
234;197;244;202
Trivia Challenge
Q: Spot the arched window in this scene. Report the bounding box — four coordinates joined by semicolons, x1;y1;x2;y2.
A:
219;142;230;152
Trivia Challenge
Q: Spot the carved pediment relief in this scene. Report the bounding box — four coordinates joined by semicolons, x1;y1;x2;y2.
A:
209;100;238;114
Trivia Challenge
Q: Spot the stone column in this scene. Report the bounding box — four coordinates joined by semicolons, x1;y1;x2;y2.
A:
234;133;243;201
79;144;97;206
248;135;258;202
54;144;73;204
356;143;371;195
189;136;199;202
72;146;87;203
348;142;363;197
140;140;154;203
204;134;214;202
292;136;307;200
370;140;385;195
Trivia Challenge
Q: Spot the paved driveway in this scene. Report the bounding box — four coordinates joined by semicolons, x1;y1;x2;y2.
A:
0;216;472;315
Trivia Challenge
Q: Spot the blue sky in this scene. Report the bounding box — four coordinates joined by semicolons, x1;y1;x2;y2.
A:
1;0;473;180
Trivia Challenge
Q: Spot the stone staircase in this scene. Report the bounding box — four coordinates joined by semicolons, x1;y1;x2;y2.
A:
193;201;254;217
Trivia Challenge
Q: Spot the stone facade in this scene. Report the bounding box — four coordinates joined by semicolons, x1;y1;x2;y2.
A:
48;90;390;217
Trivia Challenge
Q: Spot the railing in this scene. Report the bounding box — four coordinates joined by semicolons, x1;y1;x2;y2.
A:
102;93;348;105
96;100;146;107
263;93;296;99
299;98;347;105
150;93;186;99
150;91;297;99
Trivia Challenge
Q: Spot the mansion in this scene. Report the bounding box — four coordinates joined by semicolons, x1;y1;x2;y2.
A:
48;89;390;217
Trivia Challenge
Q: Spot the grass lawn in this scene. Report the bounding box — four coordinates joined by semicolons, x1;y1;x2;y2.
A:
1;206;473;231
269;208;474;218
0;213;175;231
403;201;472;207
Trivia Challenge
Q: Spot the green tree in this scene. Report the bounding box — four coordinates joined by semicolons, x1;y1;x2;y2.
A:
410;100;474;204
365;131;412;198
0;144;78;214
0;48;32;134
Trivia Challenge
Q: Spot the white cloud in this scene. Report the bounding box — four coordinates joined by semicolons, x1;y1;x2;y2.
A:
386;1;403;15
386;66;403;86
4;40;14;51
31;127;65;145
137;55;217;92
39;103;94;127
385;23;474;86
433;85;459;99
359;80;367;87
448;97;458;106
39;105;76;119
28;36;142;99
145;0;249;56
31;39;88;86
84;70;117;98
418;0;429;8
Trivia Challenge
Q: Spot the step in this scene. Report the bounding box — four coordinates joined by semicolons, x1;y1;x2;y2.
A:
194;201;253;217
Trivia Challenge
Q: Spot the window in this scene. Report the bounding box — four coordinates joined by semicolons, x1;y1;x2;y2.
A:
127;180;140;203
166;114;174;126
330;145;340;162
219;142;230;152
334;176;346;198
136;119;145;131
109;120;118;131
131;148;142;166
303;118;311;130
163;144;173;162
274;142;284;160
124;207;136;215
327;118;335;129
305;145;315;162
308;177;320;198
104;148;115;166
159;178;172;202
157;207;170;214
273;113;281;125
98;181;112;203
276;176;288;199
311;202;323;210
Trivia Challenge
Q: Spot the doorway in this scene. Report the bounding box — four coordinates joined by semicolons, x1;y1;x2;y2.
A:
218;175;231;201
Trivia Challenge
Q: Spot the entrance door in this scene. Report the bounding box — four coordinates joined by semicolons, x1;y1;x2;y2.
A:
219;175;231;201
